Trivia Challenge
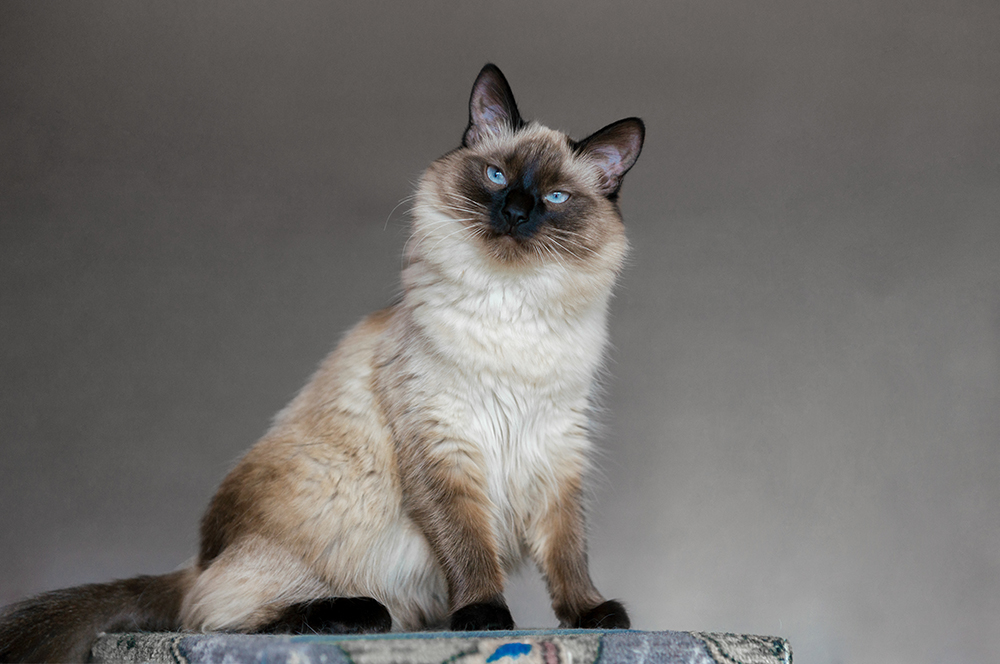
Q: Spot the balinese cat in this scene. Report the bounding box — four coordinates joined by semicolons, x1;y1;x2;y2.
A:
0;63;644;662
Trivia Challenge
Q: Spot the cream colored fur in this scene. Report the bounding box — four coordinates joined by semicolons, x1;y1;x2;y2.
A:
0;66;642;664
179;120;630;633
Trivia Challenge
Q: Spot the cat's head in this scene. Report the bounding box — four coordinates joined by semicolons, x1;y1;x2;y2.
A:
411;64;643;286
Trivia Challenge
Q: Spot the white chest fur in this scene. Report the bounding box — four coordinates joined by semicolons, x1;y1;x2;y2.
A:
405;259;611;567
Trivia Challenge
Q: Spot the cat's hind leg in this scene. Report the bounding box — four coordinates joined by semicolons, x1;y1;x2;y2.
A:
180;536;334;633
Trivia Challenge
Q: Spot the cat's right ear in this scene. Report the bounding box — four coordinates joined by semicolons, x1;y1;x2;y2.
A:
463;64;524;147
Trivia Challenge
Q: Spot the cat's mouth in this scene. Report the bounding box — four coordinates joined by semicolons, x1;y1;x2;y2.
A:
478;227;549;265
492;226;536;242
485;230;526;248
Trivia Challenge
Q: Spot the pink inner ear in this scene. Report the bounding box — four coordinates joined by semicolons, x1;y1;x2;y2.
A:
479;105;505;129
576;117;643;195
592;145;624;171
584;142;636;195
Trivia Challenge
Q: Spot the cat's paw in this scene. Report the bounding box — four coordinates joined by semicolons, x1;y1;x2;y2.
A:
449;598;515;631
257;596;392;634
572;599;631;629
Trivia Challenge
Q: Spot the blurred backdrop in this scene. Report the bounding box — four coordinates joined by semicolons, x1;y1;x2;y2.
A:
1;2;998;662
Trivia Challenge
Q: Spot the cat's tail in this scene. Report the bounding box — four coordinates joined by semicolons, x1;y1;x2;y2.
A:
0;568;195;663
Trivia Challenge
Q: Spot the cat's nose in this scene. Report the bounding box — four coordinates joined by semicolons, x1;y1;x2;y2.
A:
501;189;534;231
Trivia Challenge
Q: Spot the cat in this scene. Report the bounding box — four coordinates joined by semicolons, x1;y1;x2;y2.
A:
0;63;644;662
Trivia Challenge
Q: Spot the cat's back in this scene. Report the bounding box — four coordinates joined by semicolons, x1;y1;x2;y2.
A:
274;305;397;438
199;306;404;566
252;304;402;489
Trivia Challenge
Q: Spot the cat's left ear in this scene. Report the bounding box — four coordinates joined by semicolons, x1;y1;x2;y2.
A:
575;118;645;197
463;64;524;147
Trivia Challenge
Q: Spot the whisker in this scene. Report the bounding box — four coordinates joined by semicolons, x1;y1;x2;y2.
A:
425;224;476;256
547;228;600;258
384;194;419;231
452;194;487;210
544;233;582;261
411;203;485;219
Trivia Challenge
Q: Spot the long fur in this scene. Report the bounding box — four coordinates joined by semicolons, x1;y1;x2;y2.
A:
0;570;193;662
0;64;643;662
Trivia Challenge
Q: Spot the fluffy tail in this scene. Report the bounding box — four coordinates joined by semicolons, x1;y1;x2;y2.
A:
0;569;194;663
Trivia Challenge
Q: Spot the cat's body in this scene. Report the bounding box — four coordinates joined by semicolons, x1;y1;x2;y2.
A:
0;64;644;662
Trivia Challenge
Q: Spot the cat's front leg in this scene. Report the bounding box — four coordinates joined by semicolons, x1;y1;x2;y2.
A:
397;437;514;631
526;472;631;629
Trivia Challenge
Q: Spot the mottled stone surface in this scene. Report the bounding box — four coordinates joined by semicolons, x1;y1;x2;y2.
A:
91;629;792;664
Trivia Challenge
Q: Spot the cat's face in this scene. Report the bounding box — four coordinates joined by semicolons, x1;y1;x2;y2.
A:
424;125;621;268
411;65;643;279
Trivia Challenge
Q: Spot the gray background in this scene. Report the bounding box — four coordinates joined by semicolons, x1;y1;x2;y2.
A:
1;2;998;662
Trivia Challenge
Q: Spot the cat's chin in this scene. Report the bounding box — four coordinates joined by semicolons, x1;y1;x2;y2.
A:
481;234;540;266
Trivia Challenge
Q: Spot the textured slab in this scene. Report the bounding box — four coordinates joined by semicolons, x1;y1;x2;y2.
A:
91;629;792;664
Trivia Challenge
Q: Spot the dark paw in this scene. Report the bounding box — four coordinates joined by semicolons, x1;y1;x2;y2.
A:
449;598;514;631
573;599;630;629
256;596;392;634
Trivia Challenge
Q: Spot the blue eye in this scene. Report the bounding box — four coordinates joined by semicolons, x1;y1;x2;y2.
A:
486;165;507;186
544;191;569;204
